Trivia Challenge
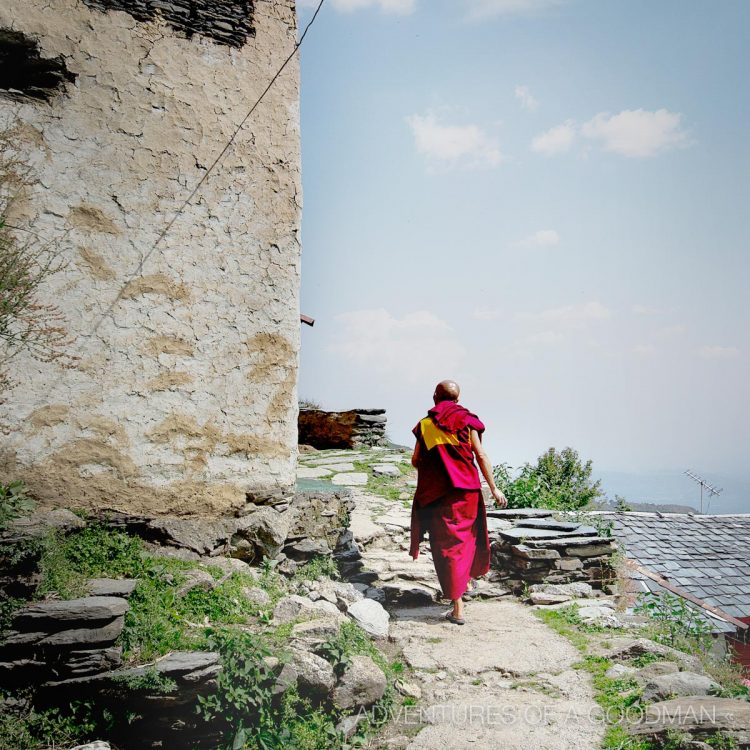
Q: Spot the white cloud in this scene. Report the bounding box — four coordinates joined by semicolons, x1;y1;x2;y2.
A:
531;120;575;155
524;301;611;328
329;309;466;382
655;324;686;338
472;306;503;321
698;345;740;360
632;304;666;316
581;109;690;158
464;0;566;20
298;0;416;13
406;112;503;170
632;344;656;356
527;330;565;345
515;85;539;111
519;229;560;248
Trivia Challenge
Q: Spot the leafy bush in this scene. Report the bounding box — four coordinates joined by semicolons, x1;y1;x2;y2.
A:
0;480;34;529
493;447;602;510
635;591;713;650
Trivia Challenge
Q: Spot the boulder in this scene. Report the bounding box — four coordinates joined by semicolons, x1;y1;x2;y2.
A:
291;650;336;701
346;599;390;639
146;518;236;556
234;507;291;559
241;586;272;607
86;579;138;598
336;714;366;739
642;672;722;702
4;509;86;541
284;538;331;561
13;597;129;629
629;697;750;745
332;655;387;710
605;664;636;680
70;743;111;750
272;595;340;623
601;637;703;673
634;661;680;682
290;617;343;646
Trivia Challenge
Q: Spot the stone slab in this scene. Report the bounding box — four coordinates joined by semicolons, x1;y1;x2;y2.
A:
331;473;369;486
297;466;334;479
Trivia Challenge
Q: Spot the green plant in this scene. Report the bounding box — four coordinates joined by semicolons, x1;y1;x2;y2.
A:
635;591;713;649
298;399;322;410
0;699;107;750
494;447;602;511
294;555;340;582
614;495;632;512
0;480;34;529
111;668;177;694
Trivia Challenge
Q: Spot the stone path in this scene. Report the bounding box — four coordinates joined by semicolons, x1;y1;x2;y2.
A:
345;486;605;750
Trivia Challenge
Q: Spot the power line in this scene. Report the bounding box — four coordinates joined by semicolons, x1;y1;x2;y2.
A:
87;0;325;338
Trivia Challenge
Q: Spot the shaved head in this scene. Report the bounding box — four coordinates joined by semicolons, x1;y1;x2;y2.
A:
433;379;460;403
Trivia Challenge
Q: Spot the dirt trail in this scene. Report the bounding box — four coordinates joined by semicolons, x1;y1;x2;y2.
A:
348;487;604;750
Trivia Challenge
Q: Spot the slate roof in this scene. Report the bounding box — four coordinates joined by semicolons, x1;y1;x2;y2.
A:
593;512;750;620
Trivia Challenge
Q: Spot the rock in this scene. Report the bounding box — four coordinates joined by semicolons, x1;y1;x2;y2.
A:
241;586;272;607
291;650;336;700
529;582;593;598
332;655;387;709
642;672;722;702
290;617;344;644
5;509;86;540
176;569;216;596
577;606;623;628
151;651;222;681
314;462;356;472
66;647;123;676
272;595;341;623
331;473;369;487
208;557;256;576
605;664;636;680
515;519;582;532
602;637;703;672
629;697;750;745
336;714;366;739
38;617;126;648
634;661;680;682
297;466;334;479
234;507;291;559
146;518;235;556
346;598;390;639
86;579;138;598
529;592;571;605
381;581;437;607
371;464;400;477
285;538;331;560
396;680;422;699
70;743;111;750
13;597;129;629
270;662;298;696
512;544;561;560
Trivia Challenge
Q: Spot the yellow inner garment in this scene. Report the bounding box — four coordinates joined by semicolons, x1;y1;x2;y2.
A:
420;417;460;450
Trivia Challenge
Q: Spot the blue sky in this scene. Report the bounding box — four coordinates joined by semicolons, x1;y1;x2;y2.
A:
295;0;749;480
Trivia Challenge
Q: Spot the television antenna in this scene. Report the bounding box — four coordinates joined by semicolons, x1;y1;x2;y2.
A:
684;470;723;514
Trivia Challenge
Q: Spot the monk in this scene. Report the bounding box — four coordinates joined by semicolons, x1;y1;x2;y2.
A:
409;380;507;624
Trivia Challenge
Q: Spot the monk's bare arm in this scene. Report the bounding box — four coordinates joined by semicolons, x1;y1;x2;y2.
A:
470;429;508;508
411;439;421;468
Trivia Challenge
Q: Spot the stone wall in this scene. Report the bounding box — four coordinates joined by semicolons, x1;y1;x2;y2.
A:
298;409;388;450
0;0;302;515
488;510;617;590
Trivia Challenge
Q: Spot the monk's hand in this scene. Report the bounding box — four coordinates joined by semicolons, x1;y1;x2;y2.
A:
491;488;508;509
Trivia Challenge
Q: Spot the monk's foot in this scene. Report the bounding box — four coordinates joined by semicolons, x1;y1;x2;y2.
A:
445;611;465;625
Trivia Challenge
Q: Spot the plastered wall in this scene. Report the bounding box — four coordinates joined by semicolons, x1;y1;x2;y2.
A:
0;0;302;515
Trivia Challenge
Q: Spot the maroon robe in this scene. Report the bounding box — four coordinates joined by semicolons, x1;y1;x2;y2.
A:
409;400;491;600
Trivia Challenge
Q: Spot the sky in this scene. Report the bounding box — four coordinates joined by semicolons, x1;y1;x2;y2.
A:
294;0;749;495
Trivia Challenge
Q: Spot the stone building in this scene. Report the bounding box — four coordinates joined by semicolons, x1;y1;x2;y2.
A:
0;0;303;515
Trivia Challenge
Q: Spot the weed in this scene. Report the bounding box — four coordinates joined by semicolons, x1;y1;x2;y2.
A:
294;555;340;582
111;668;177;694
0;481;34;529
